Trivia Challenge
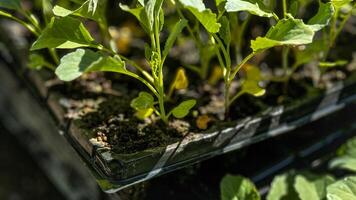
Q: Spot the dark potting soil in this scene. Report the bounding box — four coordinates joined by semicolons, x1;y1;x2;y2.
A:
51;64;354;155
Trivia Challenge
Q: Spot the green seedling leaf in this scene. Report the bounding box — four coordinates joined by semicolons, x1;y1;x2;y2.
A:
178;0;220;33
55;49;126;81
29;53;54;70
131;92;155;111
251;18;315;52
42;0;53;24
215;0;226;13
241;65;265;97
267;174;289;200
225;0;274;18
267;172;299;200
120;4;151;33
145;0;164;30
179;0;206;11
220;174;261;200
31;17;97;50
187;7;221;33
171;99;196;118
330;137;356;172
307;2;335;31
295;175;335;200
53;0;107;24
163;19;188;60
331;0;353;10
88;0;98;14
0;0;21;10
289;0;299;17
327;176;356;200
319;60;348;68
219;16;231;46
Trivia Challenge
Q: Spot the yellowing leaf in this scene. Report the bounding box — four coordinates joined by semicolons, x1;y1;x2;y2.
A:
242;81;266;97
135;108;154;120
173;68;189;90
208;65;224;85
196;115;212;130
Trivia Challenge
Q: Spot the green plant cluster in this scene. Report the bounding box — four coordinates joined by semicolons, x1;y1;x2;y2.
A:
220;136;356;200
0;0;354;123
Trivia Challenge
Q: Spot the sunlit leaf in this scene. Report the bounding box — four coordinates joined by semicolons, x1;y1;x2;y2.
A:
251;18;315;52
225;0;274;18
327;176;356;200
31;17;97;50
295;175;335;200
307;2;334;31
55;49;126;81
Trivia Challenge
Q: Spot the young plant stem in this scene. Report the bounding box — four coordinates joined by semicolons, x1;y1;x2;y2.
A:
282;0;288;18
324;3;355;61
226;52;256;116
235;14;251;63
0;11;39;36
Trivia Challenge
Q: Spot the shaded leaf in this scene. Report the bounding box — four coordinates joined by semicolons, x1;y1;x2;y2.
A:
220;174;261;200
219;16;231;46
0;0;21;10
131;92;154;111
163;19;188;59
171;100;196;118
330;137;356;172
31;17;97;50
120;4;151;33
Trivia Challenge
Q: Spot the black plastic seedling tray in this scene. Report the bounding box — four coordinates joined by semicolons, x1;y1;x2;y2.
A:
21;69;356;193
2;30;356;192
